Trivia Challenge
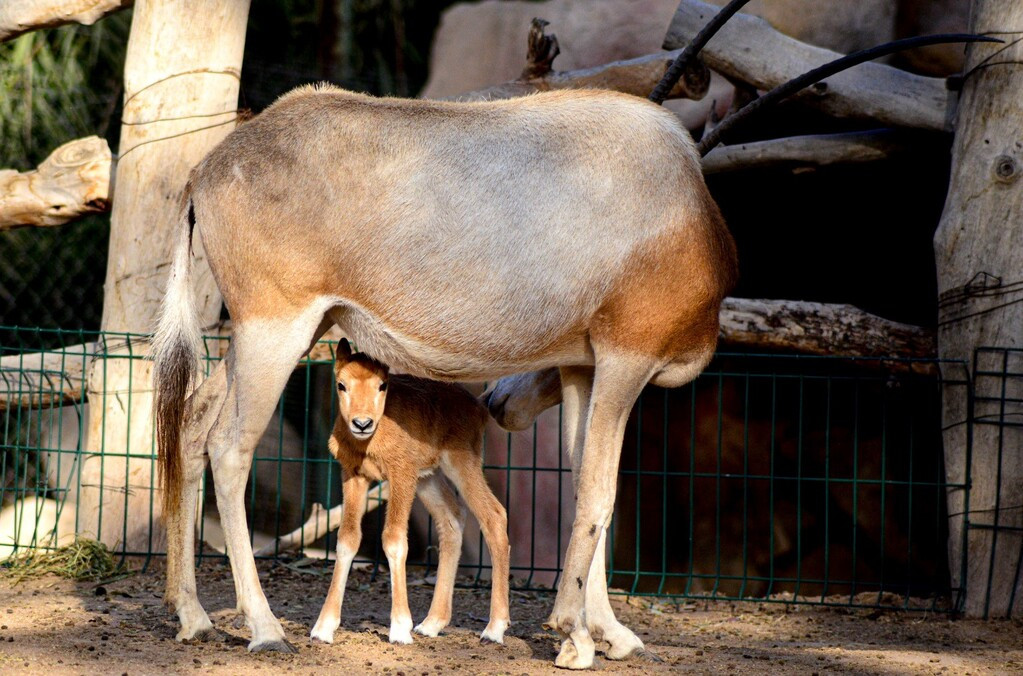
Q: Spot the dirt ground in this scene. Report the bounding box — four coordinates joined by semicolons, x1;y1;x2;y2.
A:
1;560;1022;675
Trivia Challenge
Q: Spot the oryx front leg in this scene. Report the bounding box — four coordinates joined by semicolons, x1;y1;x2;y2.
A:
167;360;228;643
311;472;368;643
382;475;417;644
547;357;651;670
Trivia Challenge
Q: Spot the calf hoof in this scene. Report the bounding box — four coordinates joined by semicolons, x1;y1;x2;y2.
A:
310;615;339;644
413;618;446;638
250;639;298;654
480;619;509;645
388;618;414;645
309;626;336;644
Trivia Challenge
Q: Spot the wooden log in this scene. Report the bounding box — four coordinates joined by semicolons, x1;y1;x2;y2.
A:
701;130;902;174
251;482;390;557
0;137;111;230
77;0;252;553
719;297;935;361
0;342;93;411
0;0;132;43
444;19;709;103
933;1;1023;618
663;0;952;131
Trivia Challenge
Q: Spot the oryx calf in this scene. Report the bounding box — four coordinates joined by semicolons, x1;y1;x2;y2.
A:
310;339;509;645
154;83;736;669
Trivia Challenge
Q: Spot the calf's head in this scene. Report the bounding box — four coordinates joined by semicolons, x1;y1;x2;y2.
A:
334;338;389;440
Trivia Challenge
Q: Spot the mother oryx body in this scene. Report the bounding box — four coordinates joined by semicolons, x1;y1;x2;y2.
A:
155;84;736;669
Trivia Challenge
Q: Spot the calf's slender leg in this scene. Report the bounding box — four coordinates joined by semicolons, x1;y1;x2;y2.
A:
381;473;417;644
413;474;466;638
442;451;511;643
310;472;369;643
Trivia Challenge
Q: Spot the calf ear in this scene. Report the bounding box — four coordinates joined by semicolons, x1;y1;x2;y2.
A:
338;338;353;359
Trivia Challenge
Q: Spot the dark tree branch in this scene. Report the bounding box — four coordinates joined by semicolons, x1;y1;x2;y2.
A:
649;0;755;105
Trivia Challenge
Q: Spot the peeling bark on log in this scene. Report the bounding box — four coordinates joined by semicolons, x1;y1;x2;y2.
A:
0;137;111;230
0;0;132;43
933;1;1023;618
664;0;952;131
702;130;902;174
720;298;935;361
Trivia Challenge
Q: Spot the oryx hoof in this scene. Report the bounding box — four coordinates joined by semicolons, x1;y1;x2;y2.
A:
250;639;298;654
627;648;664;663
555;636;596;670
191;627;224;643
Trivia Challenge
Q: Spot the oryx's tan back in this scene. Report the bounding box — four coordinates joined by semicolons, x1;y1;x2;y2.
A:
189;84;736;380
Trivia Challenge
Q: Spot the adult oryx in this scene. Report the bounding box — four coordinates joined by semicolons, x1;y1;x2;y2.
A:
154;83;737;669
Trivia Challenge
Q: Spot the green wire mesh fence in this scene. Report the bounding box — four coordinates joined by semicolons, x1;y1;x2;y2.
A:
969;347;1023;617
1;326;972;613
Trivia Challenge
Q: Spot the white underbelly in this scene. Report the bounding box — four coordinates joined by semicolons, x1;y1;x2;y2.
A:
327;297;593;381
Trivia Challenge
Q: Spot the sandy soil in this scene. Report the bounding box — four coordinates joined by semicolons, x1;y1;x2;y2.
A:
1;559;1022;674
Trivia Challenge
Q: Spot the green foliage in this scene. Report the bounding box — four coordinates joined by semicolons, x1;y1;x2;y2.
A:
0;12;130;170
0;14;127;338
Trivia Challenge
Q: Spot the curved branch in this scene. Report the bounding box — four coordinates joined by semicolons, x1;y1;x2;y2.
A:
649;0;755;105
701;130;904;174
0;136;112;230
698;33;1001;155
0;0;132;43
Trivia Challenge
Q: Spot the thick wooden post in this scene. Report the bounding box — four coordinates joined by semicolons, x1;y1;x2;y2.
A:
76;0;250;551
934;1;1023;617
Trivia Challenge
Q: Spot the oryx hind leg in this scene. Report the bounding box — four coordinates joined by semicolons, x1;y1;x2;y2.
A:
548;353;654;670
205;308;330;653
558;366;645;661
167;359;228;643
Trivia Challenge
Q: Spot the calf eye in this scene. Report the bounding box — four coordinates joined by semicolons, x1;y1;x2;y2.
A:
379;382;388;392
337;382;346;392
